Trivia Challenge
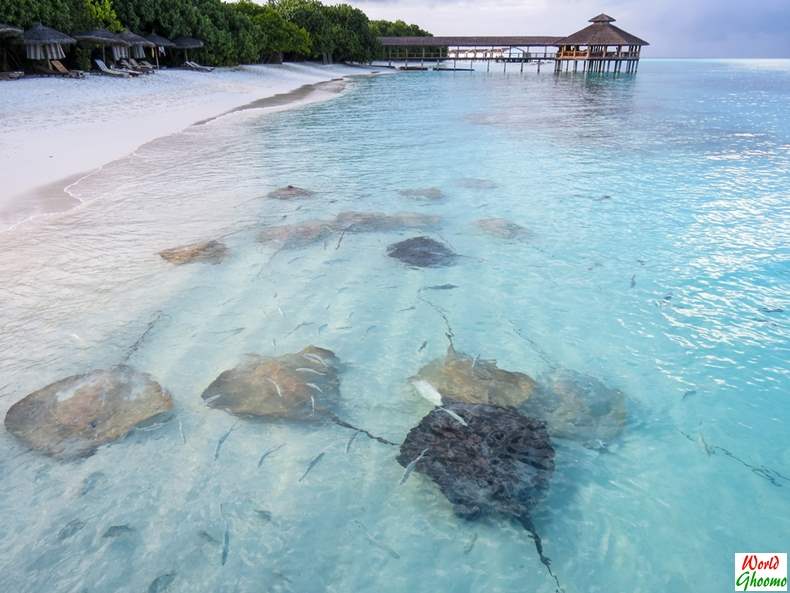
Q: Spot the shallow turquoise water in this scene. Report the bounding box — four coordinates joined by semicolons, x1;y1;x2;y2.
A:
0;60;788;593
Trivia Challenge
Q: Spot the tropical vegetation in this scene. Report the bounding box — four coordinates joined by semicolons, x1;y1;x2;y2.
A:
0;0;430;66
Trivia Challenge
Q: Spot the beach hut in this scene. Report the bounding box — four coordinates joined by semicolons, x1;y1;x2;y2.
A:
145;32;175;68
74;28;130;67
0;23;22;74
118;29;154;59
21;23;76;61
172;36;204;63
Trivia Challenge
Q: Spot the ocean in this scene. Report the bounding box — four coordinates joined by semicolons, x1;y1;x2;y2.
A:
0;59;788;593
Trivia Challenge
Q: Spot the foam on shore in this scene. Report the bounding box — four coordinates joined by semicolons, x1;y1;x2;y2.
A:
0;63;378;230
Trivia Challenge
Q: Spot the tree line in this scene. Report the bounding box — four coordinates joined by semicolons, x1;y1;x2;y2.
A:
0;0;431;65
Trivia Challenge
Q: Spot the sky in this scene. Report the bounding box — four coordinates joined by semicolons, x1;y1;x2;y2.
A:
345;0;790;58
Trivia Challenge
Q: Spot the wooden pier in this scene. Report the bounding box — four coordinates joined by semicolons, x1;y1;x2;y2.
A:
377;14;648;75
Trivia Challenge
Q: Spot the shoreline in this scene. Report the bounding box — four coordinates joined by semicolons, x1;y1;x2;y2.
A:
0;64;379;232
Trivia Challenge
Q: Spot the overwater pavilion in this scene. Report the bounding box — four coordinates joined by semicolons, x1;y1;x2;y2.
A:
376;13;648;74
554;14;648;74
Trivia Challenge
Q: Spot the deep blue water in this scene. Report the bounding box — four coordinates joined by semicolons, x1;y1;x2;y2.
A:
0;60;788;593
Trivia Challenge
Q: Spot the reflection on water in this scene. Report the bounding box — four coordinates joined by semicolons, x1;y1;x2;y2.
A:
0;60;789;593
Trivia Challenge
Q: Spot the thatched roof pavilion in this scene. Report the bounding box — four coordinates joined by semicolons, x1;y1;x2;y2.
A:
118;29;154;59
146;33;175;49
74;28;130;62
554;14;648;74
173;37;204;50
22;23;76;61
555;14;649;48
173;36;204;62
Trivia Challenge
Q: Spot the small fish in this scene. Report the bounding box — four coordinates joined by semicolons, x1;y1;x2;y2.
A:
399;448;429;486
80;471;106;496
198;530;220;545
286;321;314;337
698;432;714;457
204;394;222;405
682;390;697;400
221;522;230;565
411;379;443;406
318;323;328;334
265;377;283;398
364;532;400;560
335;325;352;330
148;573;176;593
398;306;416;313
103;525;134;538
438;407;468;427
258;443;285;467
277;306;285;318
299;452;325;482
761;307;784;314
303;353;328;368
421;284;458;291
310;395;316;415
58;519;86;540
365;325;377;335
255;510;273;522
178;419;186;444
215;422;238;461
463;533;478;554
418;340;428;353
272;338;277;351
295;367;325;376
630;274;636;289
471;354;480;369
347;311;354;320
637;259;646;266
306;382;323;393
346;430;360;453
664;294;673;301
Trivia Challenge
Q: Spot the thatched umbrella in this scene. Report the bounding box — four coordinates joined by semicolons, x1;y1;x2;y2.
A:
173;36;204;62
21;23;76;61
0;23;22;71
74;28;130;64
118;29;154;60
145;32;175;68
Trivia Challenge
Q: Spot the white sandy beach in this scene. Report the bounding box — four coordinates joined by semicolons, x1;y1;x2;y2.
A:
0;63;377;229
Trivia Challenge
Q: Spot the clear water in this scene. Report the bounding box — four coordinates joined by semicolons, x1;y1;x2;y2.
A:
1;60;789;593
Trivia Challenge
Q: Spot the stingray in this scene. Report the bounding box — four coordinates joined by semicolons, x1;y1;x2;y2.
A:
267;185;315;200
159;240;228;265
412;345;537;408
333;211;441;233
200;346;394;445
398;403;562;591
475;218;529;241
4;366;173;459
257;220;335;249
398;187;445;200
520;368;627;449
387;236;458;268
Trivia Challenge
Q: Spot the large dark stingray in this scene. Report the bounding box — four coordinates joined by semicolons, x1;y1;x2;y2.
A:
398;403;562;591
386;236;458;268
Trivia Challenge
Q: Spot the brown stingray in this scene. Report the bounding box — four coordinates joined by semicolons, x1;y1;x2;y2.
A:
201;346;394;445
413;346;537;408
257;220;335;249
398;187;445;200
267;185;315;200
475;218;529;241
334;211;441;233
159;240;228;265
4;366;173;459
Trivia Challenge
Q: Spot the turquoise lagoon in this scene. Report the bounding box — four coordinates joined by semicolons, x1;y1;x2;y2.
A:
0;60;788;593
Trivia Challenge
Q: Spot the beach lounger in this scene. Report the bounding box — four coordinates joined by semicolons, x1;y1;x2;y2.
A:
33;63;62;76
94;59;130;78
185;60;214;73
138;59;157;70
120;58;151;74
51;60;85;79
129;58;155;73
0;71;23;81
